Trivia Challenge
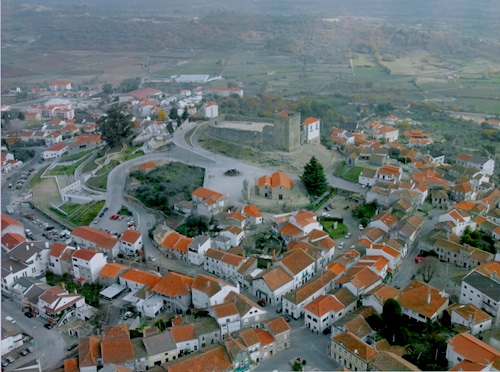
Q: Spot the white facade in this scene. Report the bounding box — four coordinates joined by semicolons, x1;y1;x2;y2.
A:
219;227;244;246
204;102;219;118
188;236;211;266
450;307;492;335
120;231;143;256
192;280;239;309
302;118;321;143
42;145;68;160
252;273;294;307
71;250;107;284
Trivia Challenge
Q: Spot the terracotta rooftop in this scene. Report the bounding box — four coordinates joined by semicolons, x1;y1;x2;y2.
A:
254;328;275;347
192;274;233;298
332;332;379;362
78;336;102;367
397;280;448;319
1;233;26;250
447;333;500;365
267;317;291;336
153;272;194;297
212;303;239;319
1;213;23;230
101;324;134;365
72;249;98;261
257;171;294;189
71;227;118;250
119;268;161;287
121;230;141;244
99;263;129;279
165;344;232;372
255;267;293;291
448;303;492;324
304;294;344;317
279;249;315;275
170;323;197;343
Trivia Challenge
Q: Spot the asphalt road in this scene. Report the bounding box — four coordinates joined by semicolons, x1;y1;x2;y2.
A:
2;299;69;372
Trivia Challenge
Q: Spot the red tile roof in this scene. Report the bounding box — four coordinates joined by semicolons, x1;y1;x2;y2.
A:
170;324;197;343
72;249;98;261
447;333;500;365
153;272;194;297
304;294;344;317
99;263;129;279
101;324;134;365
1;214;23;230
254;328;275;346
71;227;118;250
267;316;291;335
119;268;161;287
166;344;232;372
258;171;294;189
303;117;319;125
1;233;26;249
120;230;141;244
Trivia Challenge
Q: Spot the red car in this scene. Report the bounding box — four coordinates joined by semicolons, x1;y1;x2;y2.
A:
257;299;266;307
414;256;425;264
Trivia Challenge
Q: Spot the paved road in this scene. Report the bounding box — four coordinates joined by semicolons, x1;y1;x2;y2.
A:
2;299;69;372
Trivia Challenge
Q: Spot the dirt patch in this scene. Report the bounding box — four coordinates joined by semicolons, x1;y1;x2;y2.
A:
32;178;61;208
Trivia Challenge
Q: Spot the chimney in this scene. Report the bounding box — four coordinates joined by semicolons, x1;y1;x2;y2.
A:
45;242;49;249
427;288;431;304
9;266;13;272
31;243;34;247
26;245;29;251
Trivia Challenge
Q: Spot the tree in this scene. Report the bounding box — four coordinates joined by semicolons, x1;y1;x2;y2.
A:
97;105;134;148
102;83;114;95
382;298;403;344
169;108;180;121
17;112;25;121
117;78;141;93
418;256;439;283
182;108;189;121
300;156;328;197
157;109;167;122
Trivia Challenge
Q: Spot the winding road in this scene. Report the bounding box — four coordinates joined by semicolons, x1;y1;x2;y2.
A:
100;120;364;259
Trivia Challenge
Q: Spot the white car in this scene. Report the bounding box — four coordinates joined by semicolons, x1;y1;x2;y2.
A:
358;224;364;230
338;242;345;249
5;316;15;324
344;232;352;239
93;217;100;224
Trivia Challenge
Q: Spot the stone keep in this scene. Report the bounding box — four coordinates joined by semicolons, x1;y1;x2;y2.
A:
273;111;301;152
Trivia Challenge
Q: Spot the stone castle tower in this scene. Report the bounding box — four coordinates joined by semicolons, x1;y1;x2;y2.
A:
273;111;301;152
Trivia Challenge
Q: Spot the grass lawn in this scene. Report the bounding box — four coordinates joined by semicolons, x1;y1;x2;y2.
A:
51;200;105;226
321;220;348;239
61;149;94;162
29;165;50;187
87;160;119;190
46;155;90;176
335;163;363;182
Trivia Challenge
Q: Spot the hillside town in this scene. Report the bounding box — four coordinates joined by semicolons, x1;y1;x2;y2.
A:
1;78;500;372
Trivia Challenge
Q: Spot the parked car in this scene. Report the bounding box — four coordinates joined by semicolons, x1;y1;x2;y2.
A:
284;315;291;322
344;232;352;239
338;242;345;250
358;224;364;230
414;256;425;264
66;342;78;351
24;312;33;318
93;218;100;224
343;205;350;210
1;359;9;367
148;255;157;262
26;346;34;353
5;316;16;324
20;349;28;356
6;356;15;363
276;308;283;314
257;299;266;307
122;311;134;320
43;323;53;329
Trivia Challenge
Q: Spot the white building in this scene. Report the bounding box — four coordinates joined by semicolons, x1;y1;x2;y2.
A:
188;235;211;266
191;274;239;309
210;303;241;336
204;101;219;118
42;143;68;160
448;303;492;335
302;117;321;143
71;249;107;284
120;230;143;256
251;267;294;307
